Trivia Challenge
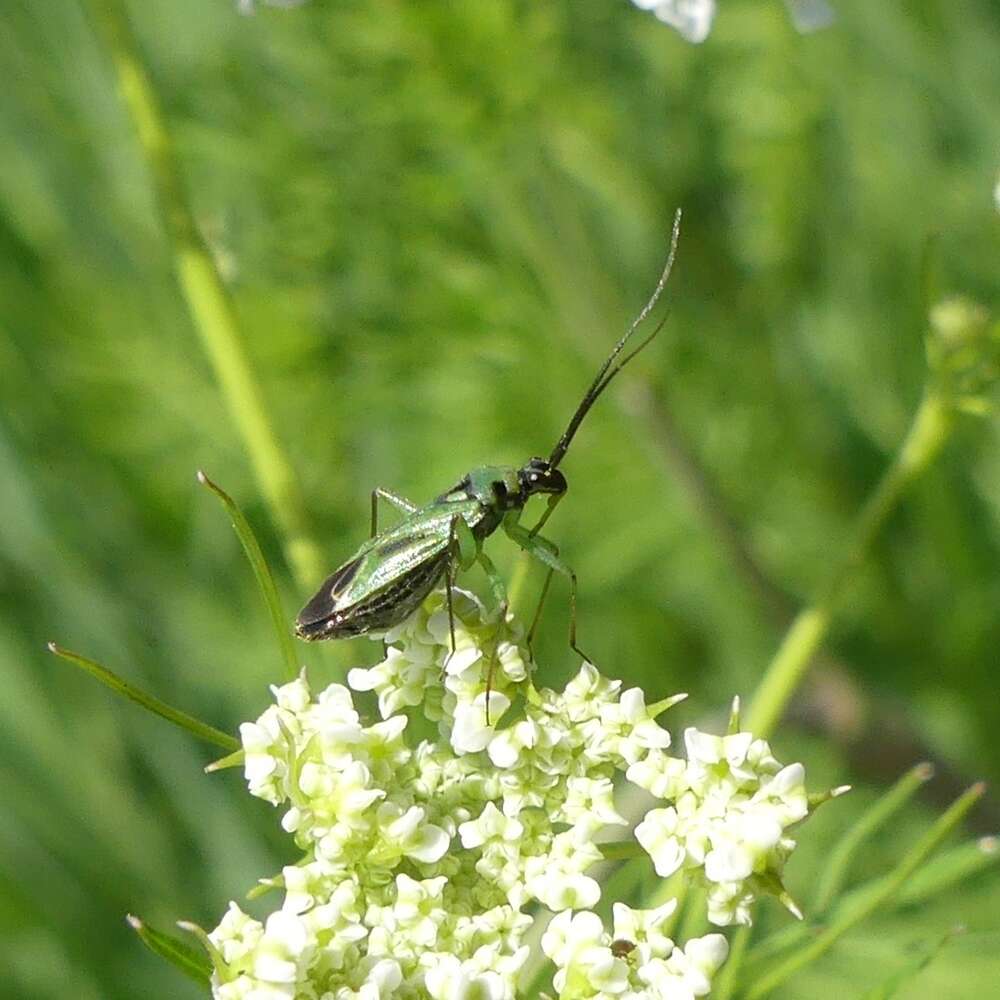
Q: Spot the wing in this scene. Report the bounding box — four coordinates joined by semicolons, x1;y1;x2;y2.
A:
296;499;482;630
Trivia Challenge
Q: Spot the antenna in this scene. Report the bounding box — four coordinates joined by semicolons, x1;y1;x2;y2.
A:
547;208;682;470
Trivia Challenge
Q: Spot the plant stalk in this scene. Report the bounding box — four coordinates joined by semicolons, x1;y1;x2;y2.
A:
747;390;953;737
85;0;324;592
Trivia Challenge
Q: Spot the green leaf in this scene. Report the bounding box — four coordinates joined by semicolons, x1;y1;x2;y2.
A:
204;748;246;773
813;762;934;911
127;914;212;988
745;783;985;999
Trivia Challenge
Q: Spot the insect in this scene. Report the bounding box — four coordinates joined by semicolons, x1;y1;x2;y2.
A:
296;210;682;686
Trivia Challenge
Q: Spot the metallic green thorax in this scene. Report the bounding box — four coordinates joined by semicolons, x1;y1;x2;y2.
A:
296;209;683;650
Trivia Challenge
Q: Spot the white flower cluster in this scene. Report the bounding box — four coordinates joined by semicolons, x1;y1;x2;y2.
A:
629;0;835;43
207;589;819;999
632;729;807;925
542;905;727;1000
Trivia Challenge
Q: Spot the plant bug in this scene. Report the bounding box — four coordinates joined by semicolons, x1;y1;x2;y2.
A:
296;211;682;693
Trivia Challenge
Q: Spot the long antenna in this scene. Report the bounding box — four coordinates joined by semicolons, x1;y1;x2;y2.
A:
548;208;682;470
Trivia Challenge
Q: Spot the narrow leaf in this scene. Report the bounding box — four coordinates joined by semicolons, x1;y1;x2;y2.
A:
861;925;964;1000
745;835;999;977
127;914;212;987
49;643;238;751
746;782;985;999
814;762;934;911
896;835;1000;905
198;470;299;681
205;749;246;773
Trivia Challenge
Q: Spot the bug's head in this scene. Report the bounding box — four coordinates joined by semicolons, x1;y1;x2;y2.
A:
518;457;567;498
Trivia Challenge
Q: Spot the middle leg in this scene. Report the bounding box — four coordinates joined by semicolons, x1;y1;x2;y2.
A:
502;519;592;665
476;549;509;723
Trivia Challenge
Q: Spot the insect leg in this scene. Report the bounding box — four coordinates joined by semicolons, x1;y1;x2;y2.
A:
527;491;565;540
526;566;555;661
475;549;508;725
370;488;418;538
442;515;478;674
443;517;460;672
502;520;593;665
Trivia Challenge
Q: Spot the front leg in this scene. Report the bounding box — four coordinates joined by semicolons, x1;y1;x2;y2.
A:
442;514;480;668
502;515;592;665
527;490;565;540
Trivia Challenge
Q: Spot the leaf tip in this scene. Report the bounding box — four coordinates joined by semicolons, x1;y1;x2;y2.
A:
977;835;998;855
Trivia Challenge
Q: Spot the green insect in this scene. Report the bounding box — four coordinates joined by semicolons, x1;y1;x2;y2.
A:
296;211;682;680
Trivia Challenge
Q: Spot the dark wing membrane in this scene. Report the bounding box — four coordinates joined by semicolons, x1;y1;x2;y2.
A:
296;554;364;627
296;499;484;633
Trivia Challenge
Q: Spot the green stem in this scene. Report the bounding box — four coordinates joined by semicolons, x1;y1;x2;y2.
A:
747;390;953;738
84;0;323;592
712;924;751;1000
746;783;984;999
48;643;239;751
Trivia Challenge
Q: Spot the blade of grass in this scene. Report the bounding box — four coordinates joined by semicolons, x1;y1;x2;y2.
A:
197;470;298;681
126;914;212;987
745;834;1000;976
745;783;985;999
48;643;238;751
83;0;324;594
813;763;934;911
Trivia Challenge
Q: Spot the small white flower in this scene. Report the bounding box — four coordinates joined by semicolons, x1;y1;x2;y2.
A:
611;900;678;959
635;806;685;877
451;692;511;754
632;0;717;43
237;0;308;14
632;0;834;44
423;954;508;1000
783;0;836;34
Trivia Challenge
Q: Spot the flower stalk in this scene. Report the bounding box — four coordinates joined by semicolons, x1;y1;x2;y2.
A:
749;293;998;739
747;388;953;738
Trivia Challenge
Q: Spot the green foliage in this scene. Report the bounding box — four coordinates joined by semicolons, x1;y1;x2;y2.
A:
1;1;998;998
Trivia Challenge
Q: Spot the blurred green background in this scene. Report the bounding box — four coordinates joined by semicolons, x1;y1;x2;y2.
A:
1;0;999;997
